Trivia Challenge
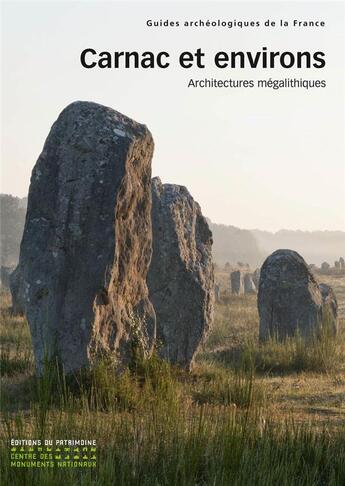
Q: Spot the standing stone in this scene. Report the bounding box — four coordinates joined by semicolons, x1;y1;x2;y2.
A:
339;257;345;270
252;267;261;288
319;283;338;334
215;284;221;303
244;273;256;294
334;261;340;270
9;265;25;315
258;249;325;341
321;262;330;273
0;265;15;288
147;177;214;369
17;101;156;374
230;270;244;295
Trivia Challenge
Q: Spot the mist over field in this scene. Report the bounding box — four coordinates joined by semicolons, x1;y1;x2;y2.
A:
1;193;344;269
210;221;345;267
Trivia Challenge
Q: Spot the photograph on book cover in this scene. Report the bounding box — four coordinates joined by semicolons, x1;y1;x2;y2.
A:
1;0;345;484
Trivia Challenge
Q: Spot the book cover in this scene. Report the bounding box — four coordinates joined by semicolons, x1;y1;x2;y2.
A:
1;1;344;484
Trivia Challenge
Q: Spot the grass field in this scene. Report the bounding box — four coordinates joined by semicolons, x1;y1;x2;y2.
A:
1;274;345;485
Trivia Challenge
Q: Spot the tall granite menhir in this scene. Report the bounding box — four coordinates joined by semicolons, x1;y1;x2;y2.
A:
258;249;337;341
147;178;214;369
17;101;156;373
230;270;244;295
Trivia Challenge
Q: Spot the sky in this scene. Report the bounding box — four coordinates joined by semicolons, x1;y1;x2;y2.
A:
1;0;345;231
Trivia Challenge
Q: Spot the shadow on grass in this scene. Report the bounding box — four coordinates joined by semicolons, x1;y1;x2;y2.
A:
200;324;343;376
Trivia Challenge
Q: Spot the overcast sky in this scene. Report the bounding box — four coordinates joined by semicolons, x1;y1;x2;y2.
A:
1;1;344;231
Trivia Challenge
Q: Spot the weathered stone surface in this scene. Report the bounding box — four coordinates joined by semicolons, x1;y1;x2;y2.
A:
244;273;256;294
230;270;244;295
319;283;338;334
17;101;156;373
9;265;25;315
258;249;324;340
147;177;214;369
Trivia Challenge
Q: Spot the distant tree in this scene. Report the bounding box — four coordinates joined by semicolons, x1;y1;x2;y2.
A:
209;221;264;268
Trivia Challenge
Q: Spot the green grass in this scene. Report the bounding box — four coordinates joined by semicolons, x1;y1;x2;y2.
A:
252;326;342;375
201;288;344;376
0;292;34;376
2;354;345;486
1;281;345;485
204;324;342;376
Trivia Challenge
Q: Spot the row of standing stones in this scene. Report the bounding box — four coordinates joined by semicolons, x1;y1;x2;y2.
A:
8;101;338;375
216;252;338;340
10;101;214;374
214;270;259;301
318;258;345;273
231;269;259;295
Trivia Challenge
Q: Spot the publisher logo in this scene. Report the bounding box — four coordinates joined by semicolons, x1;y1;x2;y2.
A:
10;439;97;468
